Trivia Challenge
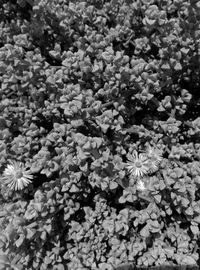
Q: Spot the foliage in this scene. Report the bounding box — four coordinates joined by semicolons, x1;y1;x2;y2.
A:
0;0;200;269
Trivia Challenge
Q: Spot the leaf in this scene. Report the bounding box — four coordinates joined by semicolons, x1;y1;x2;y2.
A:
161;63;170;70
109;181;118;190
101;181;109;190
150;220;161;233
174;62;182;71
62;59;71;67
49;50;60;59
180;48;190;54
185;206;193;215
181;255;197;265
181;197;190;207
98;263;113;270
164;247;174;258
44;256;52;265
102;220;114;234
100;123;110;133
140;225;150;238
181;89;192;103
154;194;161;203
26;228;35;239
116;222;127;235
0;254;9;267
19;201;27;209
34;202;43;212
44;224;52;234
69;184;79;192
127;193;136;202
102;52;113;63
174;167;183;178
193;215;200;223
73;133;87;146
144;18;156;26
0;232;7;242
15;235;25;247
27;221;38;228
82;141;91;150
52;263;65;270
40;231;47;241
10;254;21;265
92;62;101;73
190;224;199;235
11;263;24;270
119;196;126;204
24;207;38;220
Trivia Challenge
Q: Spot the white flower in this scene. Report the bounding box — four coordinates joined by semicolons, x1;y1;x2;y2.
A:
2;161;33;191
126;150;150;178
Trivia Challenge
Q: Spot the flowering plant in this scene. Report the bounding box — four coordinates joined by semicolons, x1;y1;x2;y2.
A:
1;160;33;191
126;146;162;191
0;0;200;269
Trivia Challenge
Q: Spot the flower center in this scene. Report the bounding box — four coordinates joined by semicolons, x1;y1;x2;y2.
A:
135;162;142;168
16;170;23;178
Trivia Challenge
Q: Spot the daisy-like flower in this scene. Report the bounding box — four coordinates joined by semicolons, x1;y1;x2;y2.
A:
126;150;150;178
2;161;33;191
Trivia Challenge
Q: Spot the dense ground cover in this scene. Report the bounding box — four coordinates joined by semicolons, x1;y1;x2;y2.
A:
0;0;200;269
